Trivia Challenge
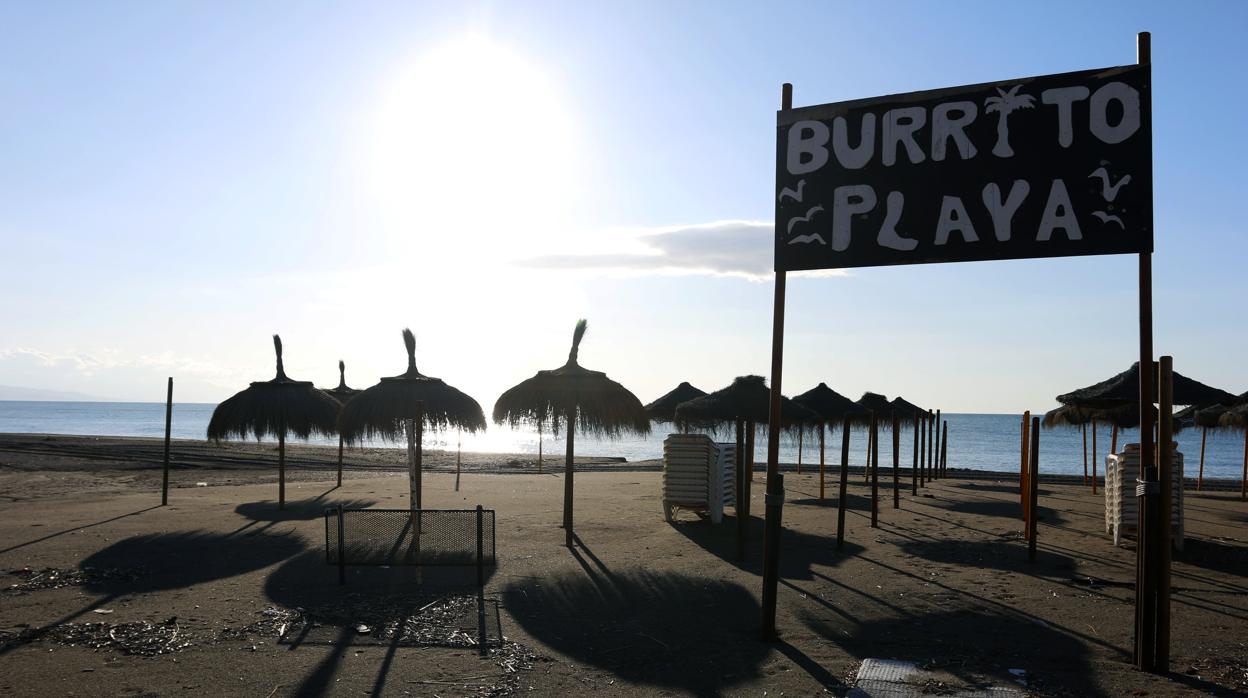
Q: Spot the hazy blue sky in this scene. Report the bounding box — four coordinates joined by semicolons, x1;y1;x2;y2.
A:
2;1;1245;412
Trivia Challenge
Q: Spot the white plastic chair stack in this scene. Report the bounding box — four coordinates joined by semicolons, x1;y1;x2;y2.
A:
1105;443;1184;549
662;434;736;523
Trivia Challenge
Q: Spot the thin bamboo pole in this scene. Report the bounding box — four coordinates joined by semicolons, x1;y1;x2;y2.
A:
870;413;879;528
1082;423;1088;487
1197;427;1206;491
892;412;900;508
818;422;826;501
1028;416;1039;560
563;403;575;547
911;411;919;496
837;415;849;550
162;377;172;506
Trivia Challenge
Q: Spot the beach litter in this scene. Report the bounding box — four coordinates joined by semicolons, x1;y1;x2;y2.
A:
4;566;147;593
44;618;191;655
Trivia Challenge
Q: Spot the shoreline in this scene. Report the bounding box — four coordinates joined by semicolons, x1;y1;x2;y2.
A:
0;432;1241;491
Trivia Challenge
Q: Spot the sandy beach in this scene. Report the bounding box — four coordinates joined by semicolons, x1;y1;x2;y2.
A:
0;434;1244;697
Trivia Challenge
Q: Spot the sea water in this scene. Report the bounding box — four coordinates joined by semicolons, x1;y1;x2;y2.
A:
0;401;1242;480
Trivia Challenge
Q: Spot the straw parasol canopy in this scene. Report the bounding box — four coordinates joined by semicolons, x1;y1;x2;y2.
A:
322;360;361;487
644;381;708;424
493;320;649;546
1043;402;1166;430
207;335;340;509
338;329;486;511
888;396;924;423
673;375;819;433
1216;401;1248;500
324;360;360;404
792;383;861;424
849;392;894;426
1056;362;1235;408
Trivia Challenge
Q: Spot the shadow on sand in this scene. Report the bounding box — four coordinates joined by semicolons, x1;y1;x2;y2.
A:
233;497;378;523
895;538;1074;573
503;564;768;697
670;514;864;580
1177;536;1248;578
802;608;1105;697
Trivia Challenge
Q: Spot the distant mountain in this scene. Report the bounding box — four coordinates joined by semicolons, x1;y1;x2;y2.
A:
0;384;108;402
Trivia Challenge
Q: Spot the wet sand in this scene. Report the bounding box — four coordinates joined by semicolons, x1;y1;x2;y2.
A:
0;434;1244;696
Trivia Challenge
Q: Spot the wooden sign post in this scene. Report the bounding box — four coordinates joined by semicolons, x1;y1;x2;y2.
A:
762;39;1159;659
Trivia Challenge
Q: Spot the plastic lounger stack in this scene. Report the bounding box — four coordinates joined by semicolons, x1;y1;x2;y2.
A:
1105;443;1184;550
662;434;735;524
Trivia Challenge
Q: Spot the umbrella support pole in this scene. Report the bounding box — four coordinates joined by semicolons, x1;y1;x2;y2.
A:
1082;423;1088;487
162;377;172;506
1111;424;1119;456
870;415;879;527
564;405;576;548
941;421;948;479
278;431;286;510
818;423;825;501
337;435;344;488
1092;419;1099;495
934;410;941;480
455;431;461;492
911;414;919;496
892;413;900;509
537;422;543;474
836;415;849;549
736;419;746;560
1197;427;1206;491
797;430;802;475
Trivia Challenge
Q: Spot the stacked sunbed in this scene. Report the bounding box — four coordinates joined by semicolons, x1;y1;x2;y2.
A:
1105;443;1184;549
662;434;736;523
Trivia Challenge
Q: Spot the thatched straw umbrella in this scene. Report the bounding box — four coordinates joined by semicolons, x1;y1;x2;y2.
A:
888;397;924;421
1216;402;1248;500
338;329;486;513
793;383;862;500
493;320;649;547
645;382;708;428
852;392;892;474
1056;361;1235;409
208;335;340;509
323;360;360;488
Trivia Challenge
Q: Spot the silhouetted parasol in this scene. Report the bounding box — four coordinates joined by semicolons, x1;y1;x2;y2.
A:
1056;362;1235;408
208;335;339;509
645;382;708;424
323;360;360;488
852;392;893;424
674;375;817;431
888;396;924;423
338;329;486;511
793;383;863;498
493;320;649;546
1216;401;1248;500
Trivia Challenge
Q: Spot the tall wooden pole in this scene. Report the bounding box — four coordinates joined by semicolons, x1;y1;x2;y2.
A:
892;412;900;508
797;429;803;475
1020;411;1031;519
837;415;849;550
1112;424;1119;455
911;412;919;495
1092;418;1099;495
405;417;418;511
927;410;935;482
919;413;927;488
1157;356;1174;670
818;422;826;501
940;421;948;479
1197;427;1206;491
870;412;879;528
1241;431;1247;500
278;430;286;510
1133;30;1162;674
337;434;344;488
760;82;792;641
736;418;746;560
1028;416;1039;560
933;409;942;480
455;430;462;492
537;420;543;474
1082;423;1089;486
162;377;172;506
564;403;576;547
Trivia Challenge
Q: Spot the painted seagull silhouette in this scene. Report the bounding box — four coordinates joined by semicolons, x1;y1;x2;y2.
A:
778;180;805;204
788;233;827;245
1092;211;1125;229
786;205;824;234
1088;167;1132;202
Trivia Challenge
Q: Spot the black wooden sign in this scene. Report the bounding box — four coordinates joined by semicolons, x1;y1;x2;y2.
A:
774;65;1151;271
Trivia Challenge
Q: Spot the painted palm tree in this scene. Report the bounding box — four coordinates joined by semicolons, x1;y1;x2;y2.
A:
493;320;649;547
984;85;1036;158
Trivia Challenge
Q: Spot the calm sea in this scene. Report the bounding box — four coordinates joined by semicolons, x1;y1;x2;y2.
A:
0;401;1241;480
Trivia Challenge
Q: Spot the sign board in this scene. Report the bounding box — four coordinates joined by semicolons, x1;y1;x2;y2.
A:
774;65;1151;271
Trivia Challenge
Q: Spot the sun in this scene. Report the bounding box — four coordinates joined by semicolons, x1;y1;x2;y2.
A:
364;35;579;265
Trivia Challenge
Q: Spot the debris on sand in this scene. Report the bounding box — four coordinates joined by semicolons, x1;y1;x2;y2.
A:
44;618;191;656
3;566;147;593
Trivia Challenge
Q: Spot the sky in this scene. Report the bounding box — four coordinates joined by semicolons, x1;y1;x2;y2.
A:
1;1;1246;413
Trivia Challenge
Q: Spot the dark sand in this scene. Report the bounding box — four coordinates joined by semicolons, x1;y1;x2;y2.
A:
0;434;1244;697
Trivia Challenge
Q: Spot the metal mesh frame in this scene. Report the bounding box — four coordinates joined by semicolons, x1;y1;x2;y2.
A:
325;508;496;567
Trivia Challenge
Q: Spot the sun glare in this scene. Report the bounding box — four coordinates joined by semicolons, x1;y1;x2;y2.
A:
365;36;579;265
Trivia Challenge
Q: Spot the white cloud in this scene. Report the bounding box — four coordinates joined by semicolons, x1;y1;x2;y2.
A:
518;220;846;281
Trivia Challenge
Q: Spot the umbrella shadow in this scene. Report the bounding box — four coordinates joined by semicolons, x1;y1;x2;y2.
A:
932;497;1069;525
265;549;499;697
951;481;1045;496
895;539;1074;574
670;514;864;580
502;568;769;697
801;608;1104;697
0;505;163;555
1177;537;1248;579
1;529;307;655
233;497;379;524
